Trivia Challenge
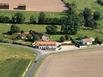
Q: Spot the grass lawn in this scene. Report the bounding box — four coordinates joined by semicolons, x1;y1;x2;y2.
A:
0;23;61;34
0;43;36;77
0;24;47;34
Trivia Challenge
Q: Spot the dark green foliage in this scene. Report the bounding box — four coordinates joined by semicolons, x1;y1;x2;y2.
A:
93;11;101;20
26;34;34;42
26;34;40;42
97;0;103;6
10;24;20;34
83;8;92;20
83;8;98;28
30;15;37;24
44;18;61;25
46;25;57;34
11;13;25;24
61;7;80;34
59;36;65;42
95;37;102;45
38;12;46;24
0;16;10;23
64;34;70;40
20;30;24;34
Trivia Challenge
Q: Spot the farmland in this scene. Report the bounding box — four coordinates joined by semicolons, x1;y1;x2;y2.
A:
0;0;67;12
35;46;103;77
64;0;103;12
0;43;36;77
0;23;103;41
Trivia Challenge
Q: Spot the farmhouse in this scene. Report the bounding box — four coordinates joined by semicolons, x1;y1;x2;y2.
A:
81;37;95;45
32;41;57;50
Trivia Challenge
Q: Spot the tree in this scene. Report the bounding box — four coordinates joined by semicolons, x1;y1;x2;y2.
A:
83;8;92;20
95;37;102;45
12;13;25;24
26;34;40;42
97;0;103;6
83;8;98;28
26;34;34;42
10;24;20;34
59;36;65;42
30;15;37;24
93;11;101;20
46;25;57;34
0;16;10;23
65;34;70;40
61;7;80;34
38;12;46;24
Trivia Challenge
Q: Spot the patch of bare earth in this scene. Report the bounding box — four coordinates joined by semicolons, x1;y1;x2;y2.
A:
35;47;103;77
0;0;67;12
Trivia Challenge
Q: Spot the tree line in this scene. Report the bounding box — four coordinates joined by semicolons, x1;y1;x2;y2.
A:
0;3;102;36
46;5;102;35
0;12;62;24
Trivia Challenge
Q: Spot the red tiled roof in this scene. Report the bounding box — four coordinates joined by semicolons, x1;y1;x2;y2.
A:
82;38;92;43
35;41;57;46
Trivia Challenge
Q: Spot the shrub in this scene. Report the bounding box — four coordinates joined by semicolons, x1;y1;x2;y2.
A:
10;24;20;33
59;36;65;42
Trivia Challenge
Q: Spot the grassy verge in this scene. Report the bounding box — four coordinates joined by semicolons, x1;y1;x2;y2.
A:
0;43;36;77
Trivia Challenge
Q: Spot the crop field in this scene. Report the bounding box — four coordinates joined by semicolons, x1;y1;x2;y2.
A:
35;46;103;77
0;0;67;12
0;43;36;77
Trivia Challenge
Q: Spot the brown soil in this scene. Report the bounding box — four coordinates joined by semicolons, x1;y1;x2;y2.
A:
0;0;67;12
35;46;103;77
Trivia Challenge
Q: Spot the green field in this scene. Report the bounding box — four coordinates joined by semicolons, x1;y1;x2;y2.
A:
0;23;60;34
0;10;64;22
0;0;103;41
0;24;47;34
64;0;103;12
0;23;103;41
0;43;36;77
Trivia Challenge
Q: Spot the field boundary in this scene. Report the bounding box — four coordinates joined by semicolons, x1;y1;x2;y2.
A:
22;60;32;77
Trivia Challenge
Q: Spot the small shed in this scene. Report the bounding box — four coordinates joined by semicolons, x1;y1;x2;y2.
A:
81;37;95;45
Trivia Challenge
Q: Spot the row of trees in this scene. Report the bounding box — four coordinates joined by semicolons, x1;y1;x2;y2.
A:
82;8;101;28
46;4;102;35
0;12;61;24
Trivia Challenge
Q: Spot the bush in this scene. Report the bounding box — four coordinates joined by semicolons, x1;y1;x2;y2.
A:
10;24;20;34
0;16;10;23
30;15;37;24
11;13;25;24
95;37;102;45
59;36;65;42
97;0;103;6
46;25;57;34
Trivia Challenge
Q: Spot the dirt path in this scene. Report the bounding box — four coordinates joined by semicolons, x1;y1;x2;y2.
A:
34;46;103;77
0;0;67;12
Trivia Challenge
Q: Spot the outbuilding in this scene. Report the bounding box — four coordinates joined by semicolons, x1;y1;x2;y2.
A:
32;41;57;50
